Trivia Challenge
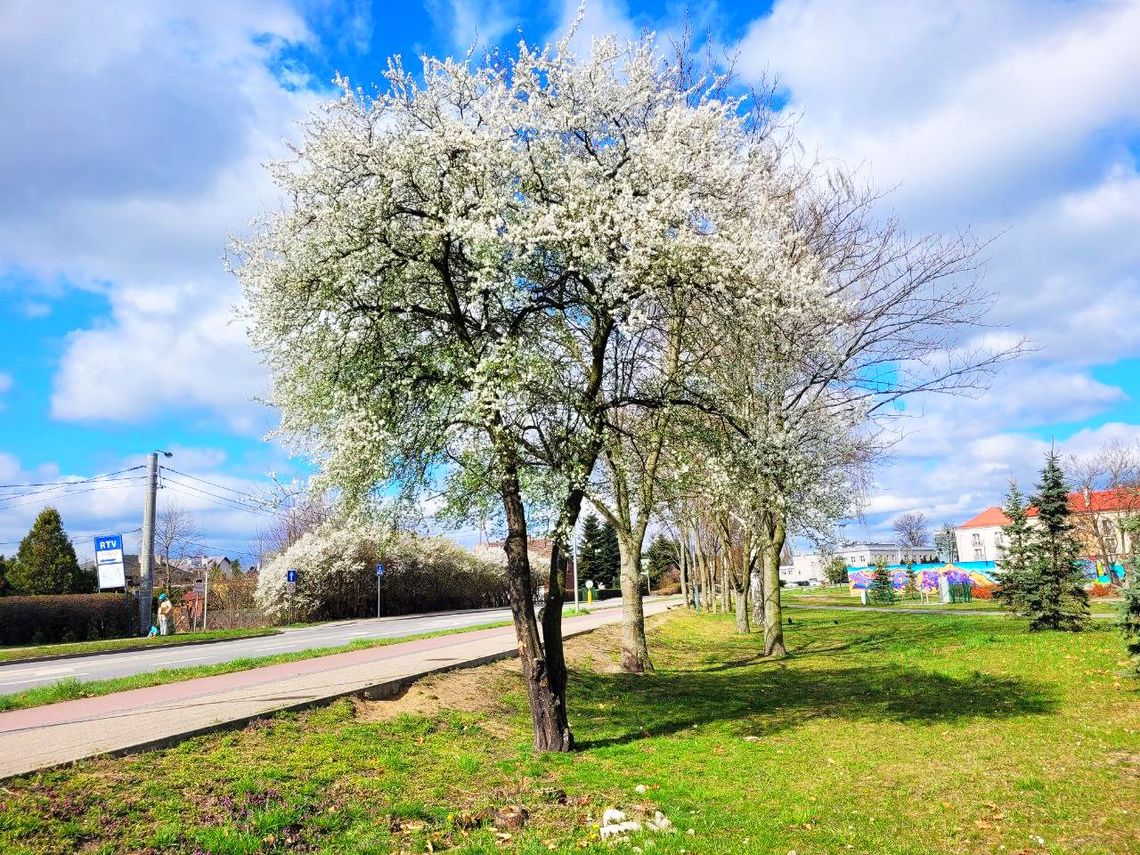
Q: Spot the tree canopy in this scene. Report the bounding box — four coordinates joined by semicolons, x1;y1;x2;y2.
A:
7;507;86;595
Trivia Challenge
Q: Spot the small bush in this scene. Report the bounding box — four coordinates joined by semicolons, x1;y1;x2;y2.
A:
1088;583;1116;598
971;586;993;600
0;594;135;646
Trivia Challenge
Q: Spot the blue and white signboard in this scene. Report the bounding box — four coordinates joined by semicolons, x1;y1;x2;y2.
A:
376;563;385;577
94;534;126;589
286;569;298;583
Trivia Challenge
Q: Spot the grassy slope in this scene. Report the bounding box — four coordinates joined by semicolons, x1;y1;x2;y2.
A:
1;610;1137;854
0;628;279;663
0;621;510;713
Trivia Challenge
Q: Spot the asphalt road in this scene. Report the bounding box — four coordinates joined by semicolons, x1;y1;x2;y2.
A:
0;596;633;695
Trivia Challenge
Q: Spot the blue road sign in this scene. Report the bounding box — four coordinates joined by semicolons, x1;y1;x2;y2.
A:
376;563;385;577
95;534;123;554
286;569;298;583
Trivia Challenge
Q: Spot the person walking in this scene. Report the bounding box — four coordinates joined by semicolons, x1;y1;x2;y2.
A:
157;593;174;636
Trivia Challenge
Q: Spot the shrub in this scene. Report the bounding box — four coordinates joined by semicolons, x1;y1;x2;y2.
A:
971;585;993;600
1088;583;1116;598
256;522;511;623
0;594;135;646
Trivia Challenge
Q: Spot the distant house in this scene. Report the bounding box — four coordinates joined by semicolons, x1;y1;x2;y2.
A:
955;487;1140;566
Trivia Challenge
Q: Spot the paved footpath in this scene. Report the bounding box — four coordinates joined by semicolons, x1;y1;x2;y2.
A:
0;601;676;780
0;596;632;694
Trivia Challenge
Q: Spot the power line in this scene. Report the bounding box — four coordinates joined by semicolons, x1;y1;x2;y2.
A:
0;465;145;491
160;478;275;515
160;467;275;506
0;475;148;507
160;480;277;518
0;478;148;512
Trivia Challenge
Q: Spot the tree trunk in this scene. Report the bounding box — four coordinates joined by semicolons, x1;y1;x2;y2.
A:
751;561;764;626
679;536;690;609
733;583;750;633
500;464;572;751
761;513;788;658
618;534;653;672
721;555;731;613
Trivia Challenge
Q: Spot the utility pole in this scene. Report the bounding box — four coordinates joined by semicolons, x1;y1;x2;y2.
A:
138;449;172;635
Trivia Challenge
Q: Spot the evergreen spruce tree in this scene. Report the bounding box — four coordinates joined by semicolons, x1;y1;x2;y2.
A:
599;519;621;587
578;514;604;586
995;479;1034;610
0;554;9;596
646;533;677;587
868;556;895;605
8;507;83;595
1001;454;1089;631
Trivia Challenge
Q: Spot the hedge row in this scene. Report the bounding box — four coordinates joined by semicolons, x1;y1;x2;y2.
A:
0;593;136;646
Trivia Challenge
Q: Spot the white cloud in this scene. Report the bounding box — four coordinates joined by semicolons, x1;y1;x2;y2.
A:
733;1;1140;540
0;0;322;428
50;283;272;434
550;0;639;52
426;0;521;53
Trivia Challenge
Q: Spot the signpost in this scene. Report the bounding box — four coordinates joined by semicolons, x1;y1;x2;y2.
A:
376;563;385;618
94;534;126;590
286;568;298;595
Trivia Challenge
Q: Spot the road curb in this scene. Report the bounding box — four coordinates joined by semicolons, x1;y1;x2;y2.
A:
0;630;283;668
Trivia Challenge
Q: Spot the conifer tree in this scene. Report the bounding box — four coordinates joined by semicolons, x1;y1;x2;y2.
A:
0;554;9;596
599;520;621;587
646;534;677;587
999;454;1089;631
995;479;1034;608
578;514;604;586
868;556;895;605
8;507;83;595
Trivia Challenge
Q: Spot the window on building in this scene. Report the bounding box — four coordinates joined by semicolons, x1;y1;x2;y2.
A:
973;548;984;560
971;533;982;546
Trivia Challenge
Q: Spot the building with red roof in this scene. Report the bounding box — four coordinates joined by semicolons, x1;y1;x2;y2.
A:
955;488;1140;564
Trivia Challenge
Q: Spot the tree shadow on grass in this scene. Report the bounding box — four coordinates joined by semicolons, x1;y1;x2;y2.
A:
571;662;1057;751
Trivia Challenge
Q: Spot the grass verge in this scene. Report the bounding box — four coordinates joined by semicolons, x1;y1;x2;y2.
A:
1;608;1137;854
0;628;280;664
0;621;511;713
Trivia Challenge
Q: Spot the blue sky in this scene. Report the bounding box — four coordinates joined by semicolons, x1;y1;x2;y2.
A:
2;0;1139;561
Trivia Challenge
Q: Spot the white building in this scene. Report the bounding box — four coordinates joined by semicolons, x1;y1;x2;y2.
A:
955;508;1010;562
955;488;1140;565
783;553;825;586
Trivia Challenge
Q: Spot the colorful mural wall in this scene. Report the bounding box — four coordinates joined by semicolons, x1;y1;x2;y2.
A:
846;560;1126;594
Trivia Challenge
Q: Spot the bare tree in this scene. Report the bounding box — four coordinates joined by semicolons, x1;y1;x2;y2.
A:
1067;439;1140;582
255;495;332;565
155;501;202;592
893;512;930;549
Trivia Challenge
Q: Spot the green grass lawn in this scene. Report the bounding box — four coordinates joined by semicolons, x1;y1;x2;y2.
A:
2;609;1137;854
0;621;510;713
0;628;280;664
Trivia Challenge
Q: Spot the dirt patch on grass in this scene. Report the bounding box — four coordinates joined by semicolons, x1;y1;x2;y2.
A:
353;616;646;728
1108;751;1140;777
353;658;519;729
